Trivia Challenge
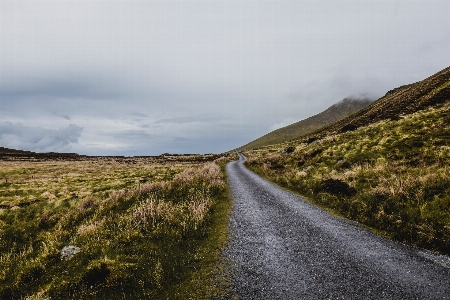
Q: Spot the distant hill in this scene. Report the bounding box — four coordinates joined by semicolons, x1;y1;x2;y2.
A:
0;147;83;160
300;66;450;143
0;147;35;155
240;97;374;150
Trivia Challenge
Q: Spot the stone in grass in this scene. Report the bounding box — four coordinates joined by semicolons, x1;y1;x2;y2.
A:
61;245;81;260
282;146;295;155
320;178;356;197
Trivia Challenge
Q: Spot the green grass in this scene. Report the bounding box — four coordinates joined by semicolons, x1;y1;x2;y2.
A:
245;105;450;255
161;160;235;299
0;154;235;299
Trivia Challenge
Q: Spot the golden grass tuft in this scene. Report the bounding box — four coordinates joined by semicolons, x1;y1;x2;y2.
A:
244;104;450;254
132;197;177;230
0;155;231;298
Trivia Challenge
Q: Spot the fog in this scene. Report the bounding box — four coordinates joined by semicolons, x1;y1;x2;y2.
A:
1;0;449;155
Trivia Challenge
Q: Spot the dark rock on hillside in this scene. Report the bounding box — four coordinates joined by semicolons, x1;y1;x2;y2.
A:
340;123;358;133
307;137;320;144
282;146;295;154
319;178;356;197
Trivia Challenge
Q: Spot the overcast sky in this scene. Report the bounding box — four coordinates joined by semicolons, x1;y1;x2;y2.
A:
1;0;449;155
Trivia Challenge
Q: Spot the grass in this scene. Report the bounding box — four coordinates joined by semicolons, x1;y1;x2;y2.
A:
0;154;235;299
245;104;450;255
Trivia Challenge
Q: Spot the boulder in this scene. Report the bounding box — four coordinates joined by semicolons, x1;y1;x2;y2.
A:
320;178;356;196
61;245;81;260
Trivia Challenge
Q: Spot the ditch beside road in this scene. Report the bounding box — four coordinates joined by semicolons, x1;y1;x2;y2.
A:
224;152;450;299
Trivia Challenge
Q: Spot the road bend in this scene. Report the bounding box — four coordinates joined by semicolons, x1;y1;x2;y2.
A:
224;153;450;299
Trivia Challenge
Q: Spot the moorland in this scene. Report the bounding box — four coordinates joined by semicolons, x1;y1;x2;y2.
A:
1;65;450;299
0;152;234;299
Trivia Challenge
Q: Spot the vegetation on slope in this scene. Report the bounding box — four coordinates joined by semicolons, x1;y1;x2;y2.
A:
240;97;373;150
0;155;234;299
245;104;450;255
299;66;450;143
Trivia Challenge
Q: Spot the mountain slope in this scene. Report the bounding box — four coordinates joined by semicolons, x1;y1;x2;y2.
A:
240;97;374;150
243;65;450;255
300;66;450;143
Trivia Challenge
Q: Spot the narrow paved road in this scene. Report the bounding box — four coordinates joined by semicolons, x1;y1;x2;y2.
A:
224;153;450;299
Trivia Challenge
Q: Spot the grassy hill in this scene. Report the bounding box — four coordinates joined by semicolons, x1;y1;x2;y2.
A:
299;66;450;143
244;66;450;255
240;97;374;150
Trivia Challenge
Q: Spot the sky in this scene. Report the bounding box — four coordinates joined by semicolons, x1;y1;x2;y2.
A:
1;0;450;156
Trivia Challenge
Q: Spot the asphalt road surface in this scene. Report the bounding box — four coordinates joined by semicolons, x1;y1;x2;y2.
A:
224;153;450;299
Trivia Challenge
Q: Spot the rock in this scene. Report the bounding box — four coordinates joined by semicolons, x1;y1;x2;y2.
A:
61;245;81;260
307;137;319;144
340;124;358;133
319;178;356;196
282;146;295;154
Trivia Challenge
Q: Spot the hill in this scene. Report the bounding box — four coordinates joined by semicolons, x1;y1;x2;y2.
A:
0;147;84;160
300;66;450;143
0;147;34;155
240;97;374;150
243;65;450;255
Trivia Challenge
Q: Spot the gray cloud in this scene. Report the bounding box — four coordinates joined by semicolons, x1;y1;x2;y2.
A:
131;112;149;118
54;112;71;121
101;129;156;140
155;114;221;124
0;122;82;153
1;1;449;155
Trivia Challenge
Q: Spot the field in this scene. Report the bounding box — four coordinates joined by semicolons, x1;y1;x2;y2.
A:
245;104;450;255
0;154;234;299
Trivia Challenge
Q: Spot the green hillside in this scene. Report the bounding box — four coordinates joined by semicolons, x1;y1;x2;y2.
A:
240;97;373;150
244;66;450;255
299;66;450;143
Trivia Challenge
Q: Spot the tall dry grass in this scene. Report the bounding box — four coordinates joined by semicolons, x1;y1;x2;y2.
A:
0;158;229;299
245;105;450;254
131;162;223;233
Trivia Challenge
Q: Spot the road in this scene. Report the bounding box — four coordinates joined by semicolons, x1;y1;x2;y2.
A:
224;153;450;299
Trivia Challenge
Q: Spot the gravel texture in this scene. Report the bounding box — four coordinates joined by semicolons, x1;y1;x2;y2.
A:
224;153;450;299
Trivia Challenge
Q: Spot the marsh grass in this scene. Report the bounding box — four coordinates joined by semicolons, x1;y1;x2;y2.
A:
246;105;450;255
0;155;234;299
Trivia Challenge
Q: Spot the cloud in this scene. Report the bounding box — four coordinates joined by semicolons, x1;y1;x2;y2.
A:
131;112;149;118
1;1;449;155
0;122;82;153
0;75;121;101
101;129;156;140
54;113;71;120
